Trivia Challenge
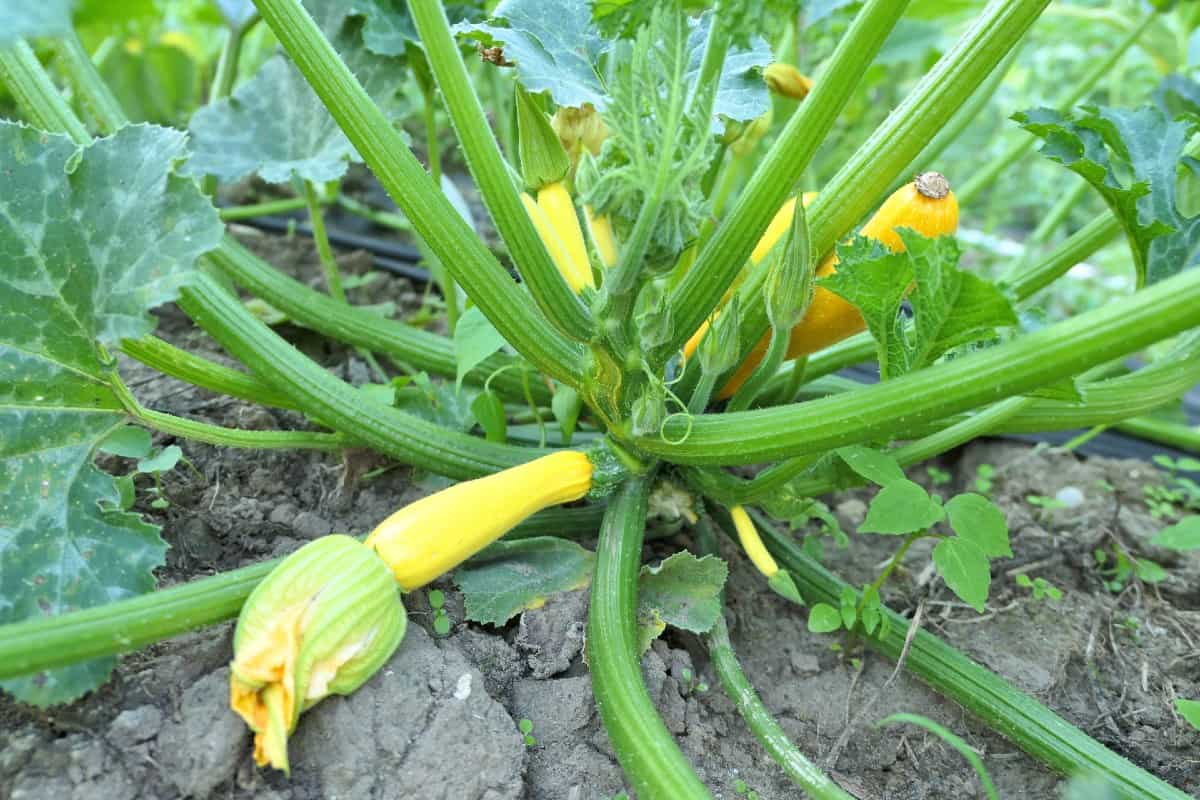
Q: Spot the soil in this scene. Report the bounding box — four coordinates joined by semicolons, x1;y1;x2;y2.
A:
2;230;1199;800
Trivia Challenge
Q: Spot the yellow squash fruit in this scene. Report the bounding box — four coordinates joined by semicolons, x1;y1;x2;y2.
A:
365;451;593;590
716;172;959;398
522;183;595;292
585;204;619;268
730;504;778;578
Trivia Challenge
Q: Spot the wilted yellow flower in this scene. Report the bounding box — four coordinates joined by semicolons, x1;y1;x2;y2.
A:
552;104;609;164
229;535;406;773
764;63;814;100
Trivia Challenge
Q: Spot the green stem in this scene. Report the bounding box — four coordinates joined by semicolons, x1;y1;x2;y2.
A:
119;335;299;410
706;614;854;800
250;0;585;383
207;236;549;405
663;0;910;360
420;85;459;334
956;9;1154;206
896;41;1024;189
334;194;411;231
860;532;923;612
587;478;713;799
687;372;718;415
180;270;538;478
1005;213;1121;300
407;0;591;341
219;195;310;221
804;0;1049;268
753;513;1191;800
108;369;345;450
304;180;346;302
0;505;605;682
1113;417;1200;454
54;31;125;134
137;407;347;450
202;17;255;195
0;40;91;143
726;326;787;412
643;264;1200;466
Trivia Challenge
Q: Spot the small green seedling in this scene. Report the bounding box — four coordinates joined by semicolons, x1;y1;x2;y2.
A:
678;667;709;696
428;589;452;636
732;777;759;799
1176;698;1200;732
974;463;996;495
926;465;952;487
1093;546;1166;593
1015;574;1063;601
1026;493;1068;512
518;717;537;747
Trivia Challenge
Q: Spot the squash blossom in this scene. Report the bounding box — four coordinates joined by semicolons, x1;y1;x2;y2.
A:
764;63;814;100
229;535;406;773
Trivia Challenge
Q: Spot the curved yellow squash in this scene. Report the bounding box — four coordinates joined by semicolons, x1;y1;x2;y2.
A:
365;451;594;590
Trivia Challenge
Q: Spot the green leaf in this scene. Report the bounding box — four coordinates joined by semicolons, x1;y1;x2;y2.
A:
551;385;582;446
1150;516;1200;551
0;0;73;43
394;372;477;431
877;713;999;800
1176;698;1200;731
184;38;406;183
636;551;727;652
455;0;612;109
838;585;857;630
470;390;508;443
1016;105;1200;287
454;536;595;626
822;234;1018;380
0;122;214;704
807;603;843;633
97;425;152;458
836;445;905;487
686;11;772;132
860;479;945;535
454;305;509;391
1134;558;1167;584
136;445;182;475
945;493;1011;559
932;537;991;613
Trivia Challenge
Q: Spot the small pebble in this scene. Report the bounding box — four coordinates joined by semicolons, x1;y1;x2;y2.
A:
1055;486;1085;508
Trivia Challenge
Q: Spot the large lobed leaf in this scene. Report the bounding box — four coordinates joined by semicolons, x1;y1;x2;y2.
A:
454;536;595;626
821;232;1018;381
185;2;409;184
455;0;770;126
1016;104;1200;288
0;0;74;44
0;122;221;705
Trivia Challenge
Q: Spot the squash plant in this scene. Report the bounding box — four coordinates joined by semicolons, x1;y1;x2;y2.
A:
2;0;1199;797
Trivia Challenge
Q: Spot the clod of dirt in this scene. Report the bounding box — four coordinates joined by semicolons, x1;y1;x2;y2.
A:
157;668;249;798
515;589;589;678
284;624;525;800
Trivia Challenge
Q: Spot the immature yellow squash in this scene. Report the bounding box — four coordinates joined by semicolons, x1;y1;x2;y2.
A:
365;451;594;590
522;184;595;292
716;172;959;398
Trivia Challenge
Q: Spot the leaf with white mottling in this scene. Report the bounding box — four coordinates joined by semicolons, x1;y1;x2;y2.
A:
0;122;219;705
0;0;74;44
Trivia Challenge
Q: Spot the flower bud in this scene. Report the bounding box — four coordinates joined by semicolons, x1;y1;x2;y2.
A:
516;85;570;191
764;63;813;100
699;294;742;376
765;193;814;331
729;109;772;157
551;103;609;163
230;535;406;773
